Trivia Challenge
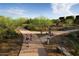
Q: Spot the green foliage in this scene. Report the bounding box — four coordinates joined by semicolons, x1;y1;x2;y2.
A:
25;16;53;31
65;19;74;26
74;15;79;25
14;17;27;27
68;32;79;55
58;16;76;26
0;16;27;40
66;16;74;20
59;17;65;23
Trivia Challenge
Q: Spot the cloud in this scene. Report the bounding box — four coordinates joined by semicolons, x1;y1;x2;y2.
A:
0;8;27;18
7;8;26;15
51;3;76;17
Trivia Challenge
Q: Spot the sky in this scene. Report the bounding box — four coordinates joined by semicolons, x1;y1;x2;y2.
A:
0;3;79;19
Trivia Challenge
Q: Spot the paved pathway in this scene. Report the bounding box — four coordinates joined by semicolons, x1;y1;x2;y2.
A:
18;29;79;56
19;34;47;56
19;29;79;35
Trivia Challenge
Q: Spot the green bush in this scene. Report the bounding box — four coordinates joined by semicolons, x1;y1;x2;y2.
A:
68;32;79;55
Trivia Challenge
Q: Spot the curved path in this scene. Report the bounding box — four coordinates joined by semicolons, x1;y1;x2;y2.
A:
18;29;79;56
19;29;79;35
